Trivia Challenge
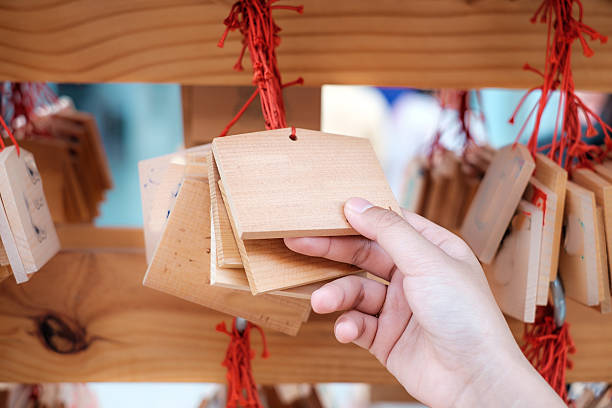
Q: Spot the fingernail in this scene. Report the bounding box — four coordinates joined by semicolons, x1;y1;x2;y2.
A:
345;197;373;214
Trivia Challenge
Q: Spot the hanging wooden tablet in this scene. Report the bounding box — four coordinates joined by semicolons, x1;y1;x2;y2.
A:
182;86;322;147
209;218;325;302
533;154;568;282
218;180;359;294
572;169;612;298
437;155;466;232
422;151;456;227
460;144;535;264
0;146;60;283
138;145;211;263
207;152;242;268
212;128;400;239
595;207;611;313
559;181;599;306
484;200;542;323
523;178;557;306
399;157;429;214
143;160;310;335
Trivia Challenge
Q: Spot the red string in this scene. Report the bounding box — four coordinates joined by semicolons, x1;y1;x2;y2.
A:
1;81;59;140
511;0;611;170
522;306;575;403
217;0;303;136
0;114;20;156
429;90;483;165
216;318;269;408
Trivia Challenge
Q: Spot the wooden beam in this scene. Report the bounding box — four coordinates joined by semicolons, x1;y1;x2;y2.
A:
1;228;612;383
2;1;612;90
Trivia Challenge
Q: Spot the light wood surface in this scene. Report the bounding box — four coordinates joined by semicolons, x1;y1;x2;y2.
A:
484;200;542;323
523;178;557;306
207;152;242;268
143;174;310;335
560;182;600;307
2;1;612;90
533;154;568;282
572;169;612;307
138;144;210;263
460;144;535;264
218;180;358;294
595;208;611;313
209;222;324;301
1;234;612;383
212;128;400;239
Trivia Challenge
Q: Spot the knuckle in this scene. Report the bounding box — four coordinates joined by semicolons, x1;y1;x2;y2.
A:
375;209;405;232
351;239;373;266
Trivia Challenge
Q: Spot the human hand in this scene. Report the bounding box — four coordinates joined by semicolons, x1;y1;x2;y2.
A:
285;198;564;408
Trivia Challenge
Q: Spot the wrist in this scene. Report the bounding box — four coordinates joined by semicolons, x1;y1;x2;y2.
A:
455;342;564;408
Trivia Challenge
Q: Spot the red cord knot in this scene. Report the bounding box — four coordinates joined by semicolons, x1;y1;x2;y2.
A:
289;126;297;140
217;318;268;408
0;115;19;156
522;306;575;403
511;0;611;169
216;1;304;135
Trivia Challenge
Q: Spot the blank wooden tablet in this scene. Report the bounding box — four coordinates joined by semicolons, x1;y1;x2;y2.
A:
143;177;310;336
210;219;324;302
212;128;400;239
559;181;600;306
484;200;542;323
460;144;535;264
207;152;243;268
533;154;567;281
572;168;612;305
523;178;557;306
595;207;611;313
218;180;359;294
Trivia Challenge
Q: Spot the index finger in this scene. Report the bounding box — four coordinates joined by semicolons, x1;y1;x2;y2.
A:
284;235;396;281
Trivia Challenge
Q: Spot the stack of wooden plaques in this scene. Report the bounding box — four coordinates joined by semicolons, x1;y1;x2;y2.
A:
403;143;612;323
0;146;60;285
7;106;112;223
141;128;400;335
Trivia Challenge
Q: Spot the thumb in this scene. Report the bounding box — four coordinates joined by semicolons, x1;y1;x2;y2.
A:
344;197;448;276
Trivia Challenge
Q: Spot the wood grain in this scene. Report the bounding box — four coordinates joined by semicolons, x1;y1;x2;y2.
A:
1;228;612;383
219;180;359;294
2;1;612;90
484;200;542;323
207;152;242;268
595;207;611;313
137;144;210;263
143;175;310;335
559;181;600;307
209;221;324;301
533;154;568;282
212;128;400;239
460;144;535;264
572;169;612;307
523;178;557;306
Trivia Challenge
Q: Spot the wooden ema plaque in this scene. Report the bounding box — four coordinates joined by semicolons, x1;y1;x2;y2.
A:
460;144;535;264
484;200;542;323
143;154;310;335
523;178;558;306
559;181;600;307
0;146;60;283
212;128;401;239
